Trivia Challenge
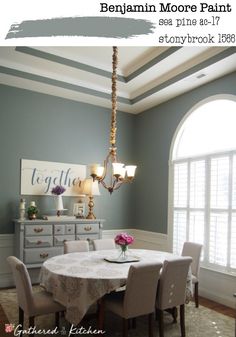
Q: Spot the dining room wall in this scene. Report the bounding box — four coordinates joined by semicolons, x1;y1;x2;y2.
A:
0;84;136;234
133;71;236;234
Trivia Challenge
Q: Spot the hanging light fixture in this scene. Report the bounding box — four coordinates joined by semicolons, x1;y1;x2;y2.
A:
90;46;137;194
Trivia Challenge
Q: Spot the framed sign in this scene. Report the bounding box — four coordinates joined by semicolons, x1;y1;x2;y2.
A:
21;159;86;196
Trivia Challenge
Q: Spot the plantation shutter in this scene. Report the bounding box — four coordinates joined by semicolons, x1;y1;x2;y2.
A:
210;157;229;209
230;156;236;268
173;163;188;254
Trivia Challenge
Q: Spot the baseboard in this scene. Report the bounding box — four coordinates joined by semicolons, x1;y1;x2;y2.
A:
200;287;235;308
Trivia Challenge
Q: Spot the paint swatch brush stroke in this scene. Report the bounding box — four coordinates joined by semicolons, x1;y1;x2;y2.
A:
6;16;155;39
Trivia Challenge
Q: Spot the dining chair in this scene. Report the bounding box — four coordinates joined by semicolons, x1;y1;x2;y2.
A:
64;240;89;253
181;241;203;307
156;257;192;337
7;256;65;337
93;238;116;250
102;262;162;337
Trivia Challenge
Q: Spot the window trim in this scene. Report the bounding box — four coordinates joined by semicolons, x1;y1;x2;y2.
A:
167;94;236;276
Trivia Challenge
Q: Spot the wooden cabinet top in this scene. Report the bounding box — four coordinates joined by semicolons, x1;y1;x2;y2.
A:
14;218;105;225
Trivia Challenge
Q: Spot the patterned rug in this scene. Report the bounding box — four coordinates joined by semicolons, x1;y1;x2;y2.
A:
0;286;234;337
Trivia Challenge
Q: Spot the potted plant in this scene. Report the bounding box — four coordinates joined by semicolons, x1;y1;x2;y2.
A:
27;204;38;220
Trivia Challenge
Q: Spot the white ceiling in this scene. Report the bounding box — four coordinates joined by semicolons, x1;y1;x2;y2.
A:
0;46;235;114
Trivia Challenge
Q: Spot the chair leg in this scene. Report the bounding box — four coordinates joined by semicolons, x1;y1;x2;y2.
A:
172;307;178;323
55;312;60;327
19;307;24;337
180;304;185;337
132;318;136;329
122;318;128;337
157;309;164;337
148;313;153;337
194;282;199;308
128;318;135;330
98;297;105;330
165;307;177;323
29;316;35;337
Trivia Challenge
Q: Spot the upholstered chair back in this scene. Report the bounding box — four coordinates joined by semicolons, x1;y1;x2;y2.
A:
181;242;203;277
123;262;162;318
64;240;89;254
7;256;35;315
93;239;116;250
156;257;192;310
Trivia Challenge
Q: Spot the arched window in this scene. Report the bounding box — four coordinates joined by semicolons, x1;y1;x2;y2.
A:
170;96;236;274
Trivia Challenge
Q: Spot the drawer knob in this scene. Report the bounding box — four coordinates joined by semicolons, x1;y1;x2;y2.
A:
86;238;91;242
84;226;92;231
34;227;43;233
37;240;42;245
68;229;71;231
40;253;49;259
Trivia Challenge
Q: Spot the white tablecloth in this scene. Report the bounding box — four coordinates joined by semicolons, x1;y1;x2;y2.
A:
40;249;191;325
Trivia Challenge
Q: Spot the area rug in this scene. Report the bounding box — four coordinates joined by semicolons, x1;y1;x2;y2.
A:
0;287;234;337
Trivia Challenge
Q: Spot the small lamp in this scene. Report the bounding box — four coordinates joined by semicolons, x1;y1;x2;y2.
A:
82;178;100;219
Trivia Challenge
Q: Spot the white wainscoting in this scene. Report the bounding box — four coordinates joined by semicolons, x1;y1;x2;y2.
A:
0;234;15;287
1;231;235;308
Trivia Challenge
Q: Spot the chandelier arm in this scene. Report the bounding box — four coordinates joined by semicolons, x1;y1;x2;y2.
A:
113;181;124;191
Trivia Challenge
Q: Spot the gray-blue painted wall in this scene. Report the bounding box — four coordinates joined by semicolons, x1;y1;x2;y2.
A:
0;84;135;233
0;71;235;234
134;71;236;234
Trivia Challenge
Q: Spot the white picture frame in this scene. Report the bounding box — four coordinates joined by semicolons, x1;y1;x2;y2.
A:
73;202;85;218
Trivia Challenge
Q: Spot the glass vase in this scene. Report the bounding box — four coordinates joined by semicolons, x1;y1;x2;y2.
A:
120;245;128;260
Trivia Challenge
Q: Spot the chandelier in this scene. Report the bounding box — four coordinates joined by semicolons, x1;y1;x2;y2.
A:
90;46;137;194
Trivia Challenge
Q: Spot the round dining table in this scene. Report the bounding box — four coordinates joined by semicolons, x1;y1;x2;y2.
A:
39;249;191;325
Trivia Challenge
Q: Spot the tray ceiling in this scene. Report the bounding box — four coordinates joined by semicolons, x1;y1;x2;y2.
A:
0;46;235;114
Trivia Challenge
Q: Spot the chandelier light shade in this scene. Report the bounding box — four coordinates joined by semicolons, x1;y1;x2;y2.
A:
90;47;137;194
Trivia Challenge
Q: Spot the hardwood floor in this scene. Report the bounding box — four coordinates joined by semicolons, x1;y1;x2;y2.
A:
199;296;235;319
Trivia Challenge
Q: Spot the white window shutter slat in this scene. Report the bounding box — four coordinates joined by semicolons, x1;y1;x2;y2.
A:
210;157;229;209
190;161;205;208
230;213;236;268
209;212;228;266
173;210;187;255
174;163;187;207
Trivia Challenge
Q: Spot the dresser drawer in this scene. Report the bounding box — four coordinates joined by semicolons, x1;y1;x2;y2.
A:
76;233;99;242
24;247;63;264
25;236;53;248
54;224;65;235
65;224;75;234
25;224;53;236
54;235;75;246
76;223;99;234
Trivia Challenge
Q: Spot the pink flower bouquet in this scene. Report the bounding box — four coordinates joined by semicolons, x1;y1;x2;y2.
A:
115;232;134;247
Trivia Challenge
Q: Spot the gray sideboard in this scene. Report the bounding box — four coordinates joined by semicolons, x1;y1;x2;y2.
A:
14;218;104;268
